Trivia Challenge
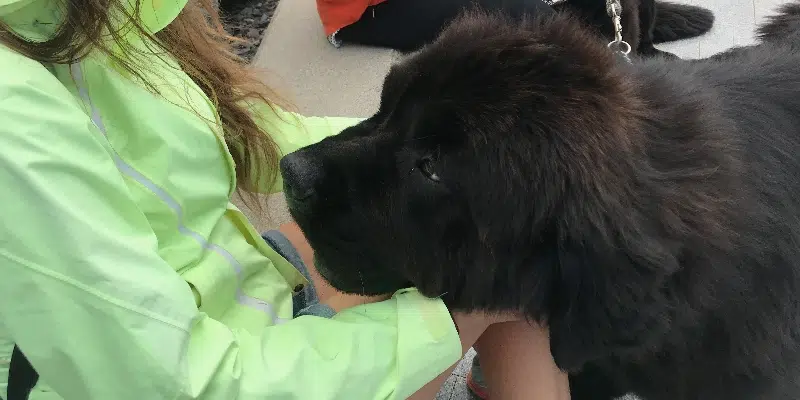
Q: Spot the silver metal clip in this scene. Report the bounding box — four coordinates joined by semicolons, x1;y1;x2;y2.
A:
605;0;632;63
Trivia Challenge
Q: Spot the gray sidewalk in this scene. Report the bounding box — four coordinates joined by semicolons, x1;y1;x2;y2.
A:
241;0;794;398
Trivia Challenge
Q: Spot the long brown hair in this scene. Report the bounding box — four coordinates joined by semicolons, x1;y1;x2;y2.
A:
0;0;283;200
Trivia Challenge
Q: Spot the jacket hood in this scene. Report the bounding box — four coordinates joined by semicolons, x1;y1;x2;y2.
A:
0;0;187;35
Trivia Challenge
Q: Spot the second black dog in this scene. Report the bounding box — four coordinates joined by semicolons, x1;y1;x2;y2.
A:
555;0;715;57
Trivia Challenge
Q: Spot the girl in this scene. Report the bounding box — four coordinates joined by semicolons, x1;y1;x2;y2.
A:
0;0;568;398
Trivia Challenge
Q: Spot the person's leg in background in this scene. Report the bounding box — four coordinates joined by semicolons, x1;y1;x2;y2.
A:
334;0;473;52
475;0;555;20
335;0;555;53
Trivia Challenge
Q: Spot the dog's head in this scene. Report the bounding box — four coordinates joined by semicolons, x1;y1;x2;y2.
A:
280;12;720;369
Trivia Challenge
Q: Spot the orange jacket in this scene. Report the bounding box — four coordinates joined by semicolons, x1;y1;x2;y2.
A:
316;0;388;35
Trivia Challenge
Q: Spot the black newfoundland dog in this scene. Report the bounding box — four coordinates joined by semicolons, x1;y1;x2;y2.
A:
280;3;800;399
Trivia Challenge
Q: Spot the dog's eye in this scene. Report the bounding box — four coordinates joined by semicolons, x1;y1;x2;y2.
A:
417;157;440;182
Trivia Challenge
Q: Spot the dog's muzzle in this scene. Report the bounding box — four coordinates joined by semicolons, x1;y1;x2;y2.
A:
280;150;324;205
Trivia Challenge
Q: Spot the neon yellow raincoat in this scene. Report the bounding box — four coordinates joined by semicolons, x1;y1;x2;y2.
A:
0;0;462;398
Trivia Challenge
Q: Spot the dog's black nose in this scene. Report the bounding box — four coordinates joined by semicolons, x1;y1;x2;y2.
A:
279;151;323;202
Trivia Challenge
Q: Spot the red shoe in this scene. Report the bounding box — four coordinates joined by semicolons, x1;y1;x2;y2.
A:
466;355;489;399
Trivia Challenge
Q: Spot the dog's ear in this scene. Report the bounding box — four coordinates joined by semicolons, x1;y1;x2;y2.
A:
546;237;676;371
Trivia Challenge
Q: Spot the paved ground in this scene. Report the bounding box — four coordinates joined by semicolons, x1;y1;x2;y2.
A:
241;0;795;398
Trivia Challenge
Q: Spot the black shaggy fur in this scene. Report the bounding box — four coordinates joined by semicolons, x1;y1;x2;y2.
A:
650;1;715;43
757;2;800;42
281;3;800;400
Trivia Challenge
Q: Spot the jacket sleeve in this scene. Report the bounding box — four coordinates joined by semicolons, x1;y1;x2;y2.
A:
0;56;461;399
246;101;364;193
